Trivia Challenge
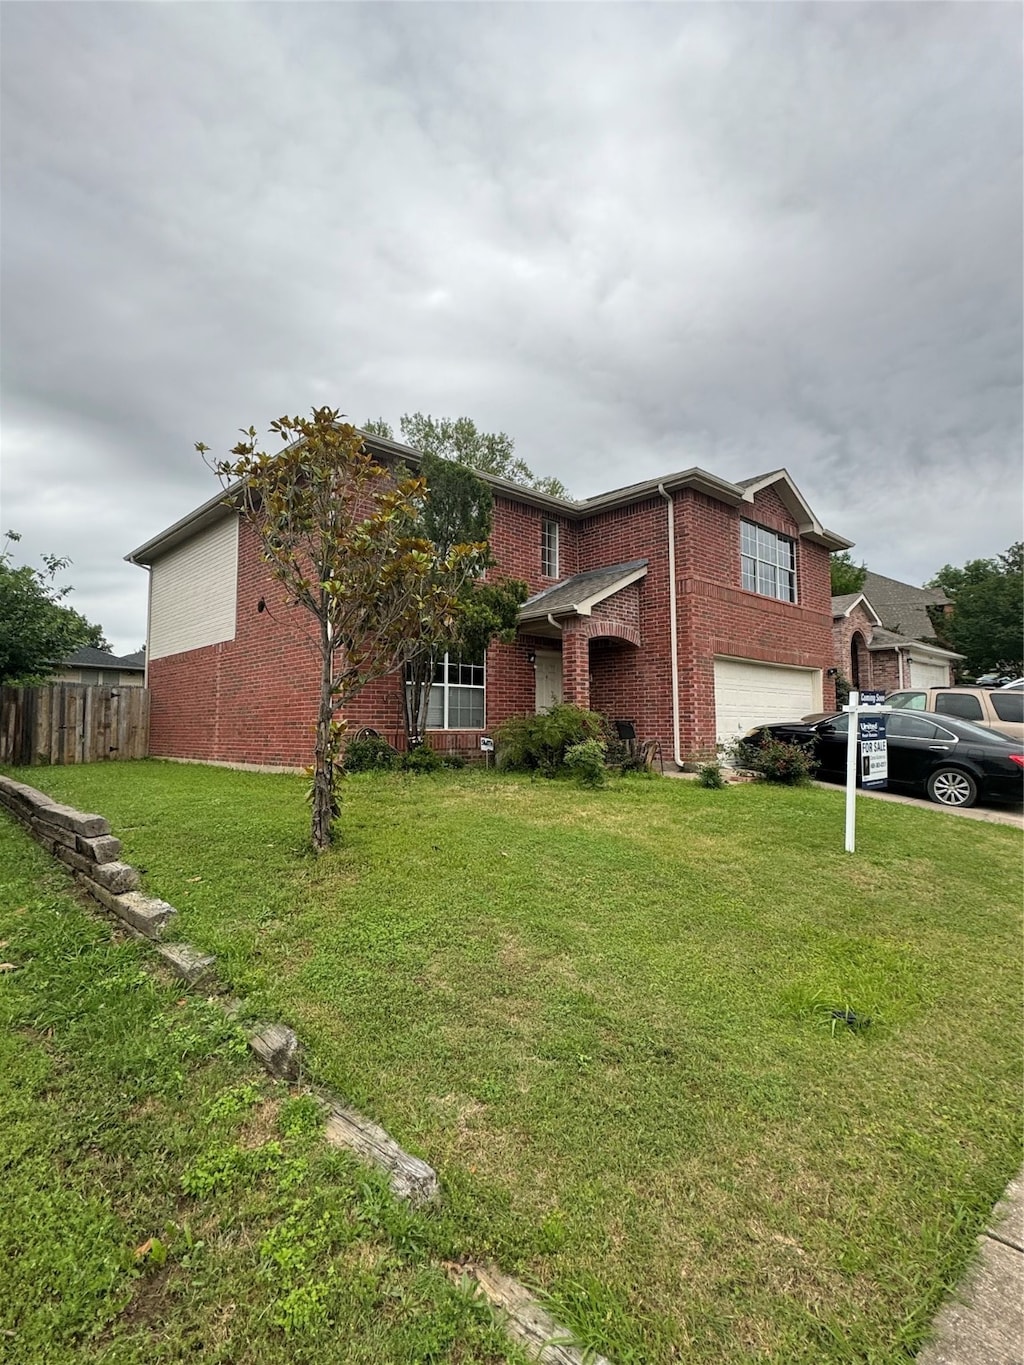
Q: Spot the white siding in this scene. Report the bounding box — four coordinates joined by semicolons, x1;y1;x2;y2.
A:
713;657;822;745
149;516;239;660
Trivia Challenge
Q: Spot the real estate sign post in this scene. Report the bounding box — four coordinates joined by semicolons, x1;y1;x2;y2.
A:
843;690;892;853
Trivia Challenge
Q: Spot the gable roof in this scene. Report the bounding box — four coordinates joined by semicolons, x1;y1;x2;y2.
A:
519;560;648;624
831;592;882;626
126;437;853;566
865;628;962;661
860;570;950;643
62;647;145;673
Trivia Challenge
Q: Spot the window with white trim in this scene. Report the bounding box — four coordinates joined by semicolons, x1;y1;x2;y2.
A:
541;518;559;577
741;521;796;602
418;653;486;729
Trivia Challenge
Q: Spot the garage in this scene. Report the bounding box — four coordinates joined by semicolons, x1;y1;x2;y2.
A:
908;656;951;689
713;658;822;745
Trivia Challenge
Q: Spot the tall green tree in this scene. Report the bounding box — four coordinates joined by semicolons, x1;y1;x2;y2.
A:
365;413;570;499
829;551;867;596
927;543;1023;677
202;409;483;851
0;532;106;684
400;453;527;748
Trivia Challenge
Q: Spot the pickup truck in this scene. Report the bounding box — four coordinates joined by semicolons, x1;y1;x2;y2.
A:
885;686;1024;741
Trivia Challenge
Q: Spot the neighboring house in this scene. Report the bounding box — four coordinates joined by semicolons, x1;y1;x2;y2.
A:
125;434;852;767
832;573;961;692
53;646;146;688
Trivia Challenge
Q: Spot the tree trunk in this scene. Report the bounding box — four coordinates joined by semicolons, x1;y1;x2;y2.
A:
401;649;435;750
311;623;336;852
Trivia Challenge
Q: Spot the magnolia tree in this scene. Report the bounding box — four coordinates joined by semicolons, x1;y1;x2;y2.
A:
201;409;483;851
400;453;526;748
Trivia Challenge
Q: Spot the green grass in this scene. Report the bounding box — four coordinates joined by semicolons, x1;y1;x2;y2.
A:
4;760;1022;1363
0;817;525;1364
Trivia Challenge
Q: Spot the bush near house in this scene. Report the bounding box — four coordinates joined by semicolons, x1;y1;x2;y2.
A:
733;733;820;785
494;703;605;775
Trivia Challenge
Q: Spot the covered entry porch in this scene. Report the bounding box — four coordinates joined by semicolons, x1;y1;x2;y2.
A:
517;559;648;722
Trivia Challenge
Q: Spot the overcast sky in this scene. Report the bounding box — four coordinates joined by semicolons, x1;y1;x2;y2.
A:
2;2;1021;655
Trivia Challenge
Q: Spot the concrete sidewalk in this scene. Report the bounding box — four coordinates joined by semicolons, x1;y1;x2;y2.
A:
917;1173;1024;1364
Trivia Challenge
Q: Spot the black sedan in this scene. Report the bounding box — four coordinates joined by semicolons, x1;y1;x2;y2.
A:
743;710;1024;808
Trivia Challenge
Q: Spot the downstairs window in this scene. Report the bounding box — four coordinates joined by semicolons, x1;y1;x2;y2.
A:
411;653;485;729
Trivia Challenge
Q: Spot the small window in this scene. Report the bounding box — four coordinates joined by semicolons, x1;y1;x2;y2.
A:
541;519;559;577
935;693;983;720
887;692;927;710
991;693;1024;722
740;521;795;602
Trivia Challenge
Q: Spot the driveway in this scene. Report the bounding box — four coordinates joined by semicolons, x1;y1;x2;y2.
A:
667;767;1023;828
834;783;1023;828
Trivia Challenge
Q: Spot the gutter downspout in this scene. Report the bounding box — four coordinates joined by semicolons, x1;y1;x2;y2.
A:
143;566;152;690
547;614;562;633
897;647;905;690
658;485;683;768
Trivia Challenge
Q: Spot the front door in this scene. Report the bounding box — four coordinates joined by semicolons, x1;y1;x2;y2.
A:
535;650;563;711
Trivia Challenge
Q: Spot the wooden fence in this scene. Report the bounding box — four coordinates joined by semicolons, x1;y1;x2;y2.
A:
0;685;149;767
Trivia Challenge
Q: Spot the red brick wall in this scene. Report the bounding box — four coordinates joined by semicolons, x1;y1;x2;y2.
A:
831;600;904;693
148;479;840;767
668;487;836;753
149;518;321;767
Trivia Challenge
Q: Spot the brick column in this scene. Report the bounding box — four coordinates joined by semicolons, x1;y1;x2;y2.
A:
561;627;590;708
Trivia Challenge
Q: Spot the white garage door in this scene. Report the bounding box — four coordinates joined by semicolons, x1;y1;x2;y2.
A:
713;658;822;745
908;657;950;689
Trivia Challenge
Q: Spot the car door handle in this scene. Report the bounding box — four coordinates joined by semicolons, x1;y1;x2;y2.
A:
927;744;951;751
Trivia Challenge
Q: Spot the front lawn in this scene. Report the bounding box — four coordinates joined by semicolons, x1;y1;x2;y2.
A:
4;761;1021;1363
0;815;523;1363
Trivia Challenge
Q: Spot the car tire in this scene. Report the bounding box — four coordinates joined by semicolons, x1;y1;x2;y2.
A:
926;767;979;809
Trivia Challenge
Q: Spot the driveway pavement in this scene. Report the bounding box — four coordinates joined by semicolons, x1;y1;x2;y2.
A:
818;782;1024;829
666;767;1023;828
917;1173;1024;1365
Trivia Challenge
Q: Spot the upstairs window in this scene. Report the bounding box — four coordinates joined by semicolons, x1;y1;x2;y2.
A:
541;518;559;577
741;521;795;602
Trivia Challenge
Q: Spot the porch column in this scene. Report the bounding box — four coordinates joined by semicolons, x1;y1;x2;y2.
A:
561;627;590;708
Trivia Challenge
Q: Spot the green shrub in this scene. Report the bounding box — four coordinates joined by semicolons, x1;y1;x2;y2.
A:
495;704;606;776
343;734;397;773
440;752;466;770
732;734;818;785
697;761;726;789
563;739;607;788
400;744;443;774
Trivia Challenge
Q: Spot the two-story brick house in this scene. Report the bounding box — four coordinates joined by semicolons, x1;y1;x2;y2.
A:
126;432;851;768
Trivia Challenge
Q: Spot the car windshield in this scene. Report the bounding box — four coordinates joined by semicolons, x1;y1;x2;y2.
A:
887;692;926;710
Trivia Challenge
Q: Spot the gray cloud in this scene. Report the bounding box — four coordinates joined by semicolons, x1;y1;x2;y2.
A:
2;1;1020;652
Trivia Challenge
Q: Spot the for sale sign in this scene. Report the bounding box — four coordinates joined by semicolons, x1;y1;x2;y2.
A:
858;713;888;789
860;689;887;707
